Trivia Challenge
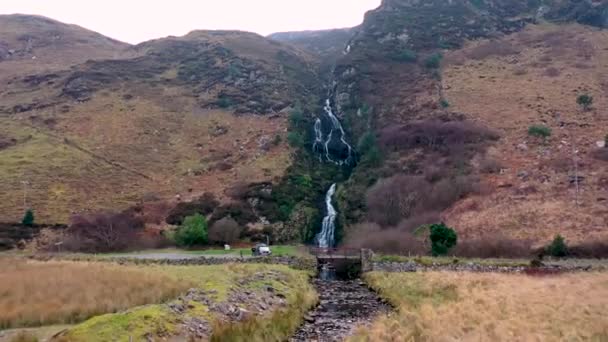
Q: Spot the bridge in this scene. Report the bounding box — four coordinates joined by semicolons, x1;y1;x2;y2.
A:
308;248;374;276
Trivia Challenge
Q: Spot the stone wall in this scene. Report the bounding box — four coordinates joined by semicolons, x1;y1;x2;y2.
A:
371;261;596;273
108;255;318;271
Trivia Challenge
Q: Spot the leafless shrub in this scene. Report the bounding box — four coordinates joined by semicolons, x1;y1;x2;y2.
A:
366;175;478;228
396;212;441;232
451;236;533;258
591;148;608;162
379;119;499;154
366;176;428;227
568;241;608;258
467;41;520;60
208;217;242;245
543;67;561;77
343;222;427;255
66;211;145;252
573;63;592;69
512;67;528;76
479;157;503;174
134;201;172;225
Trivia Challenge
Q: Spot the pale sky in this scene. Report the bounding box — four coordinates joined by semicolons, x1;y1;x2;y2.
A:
1;0;381;44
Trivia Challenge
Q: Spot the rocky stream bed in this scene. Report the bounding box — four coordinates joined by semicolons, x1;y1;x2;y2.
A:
290;267;390;342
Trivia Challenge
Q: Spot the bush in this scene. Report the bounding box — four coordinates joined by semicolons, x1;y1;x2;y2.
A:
528;125;551;139
208;217;242;245
366;175;478;228
67;211;145;252
343;222;427;255
393;49;417;63
216;95;233;109
287;132;305;148
166;193;218;225
577;94;593;111
21;209;34;227
567;240;608;258
546;234;568;257
451;236;533;258
429;223;457;256
425;53;443;69
379;119;499;153
174;214;208;247
591;148;608;161
439;99;450;108
358;132;382;166
479;156;503;174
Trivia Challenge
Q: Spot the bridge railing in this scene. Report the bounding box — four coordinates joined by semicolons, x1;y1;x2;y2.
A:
308;247;361;258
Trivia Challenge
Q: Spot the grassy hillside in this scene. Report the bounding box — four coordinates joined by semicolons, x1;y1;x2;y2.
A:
443;23;608;243
0;21;320;224
330;0;608;246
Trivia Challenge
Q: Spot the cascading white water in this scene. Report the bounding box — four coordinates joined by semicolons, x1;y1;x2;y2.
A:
316;183;337;249
313;118;324;160
314;99;353;165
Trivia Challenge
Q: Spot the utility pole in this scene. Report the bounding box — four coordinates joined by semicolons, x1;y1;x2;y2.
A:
21;180;29;210
572;141;580;207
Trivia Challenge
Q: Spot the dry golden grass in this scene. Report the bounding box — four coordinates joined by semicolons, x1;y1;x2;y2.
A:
0;258;192;329
353;271;608;341
443;23;608;243
0;89;291;223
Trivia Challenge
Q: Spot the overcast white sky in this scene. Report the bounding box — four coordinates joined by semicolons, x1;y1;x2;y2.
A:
1;0;381;44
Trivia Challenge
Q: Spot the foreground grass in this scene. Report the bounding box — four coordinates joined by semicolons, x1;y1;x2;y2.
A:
0;258;190;329
59;263;316;341
354;271;608;341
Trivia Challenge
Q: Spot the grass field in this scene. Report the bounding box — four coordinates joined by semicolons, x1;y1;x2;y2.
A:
353;271;608;341
0;257;316;341
0;258;191;329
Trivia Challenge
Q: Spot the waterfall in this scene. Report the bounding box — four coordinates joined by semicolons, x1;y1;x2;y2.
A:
313;99;354;165
316;183;337;249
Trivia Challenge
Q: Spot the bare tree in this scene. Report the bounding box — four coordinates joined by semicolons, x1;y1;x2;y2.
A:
68;211;144;252
208;217;242;245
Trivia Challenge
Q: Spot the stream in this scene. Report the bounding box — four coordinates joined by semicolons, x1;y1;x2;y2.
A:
292;93;389;341
290;266;390;341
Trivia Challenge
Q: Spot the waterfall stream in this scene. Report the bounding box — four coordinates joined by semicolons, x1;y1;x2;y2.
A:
312;94;354;249
313;99;353;166
316;183;337;248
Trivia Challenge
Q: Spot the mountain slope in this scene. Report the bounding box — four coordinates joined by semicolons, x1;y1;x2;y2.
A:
0;15;129;88
0;24;321;223
331;0;608;245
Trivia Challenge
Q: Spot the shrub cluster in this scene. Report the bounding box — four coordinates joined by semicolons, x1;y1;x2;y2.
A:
451;236;533;258
528;125;552;139
174;214;208;247
166;193;219;225
64;210;146;252
429;223;457;256
366;175;478;227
